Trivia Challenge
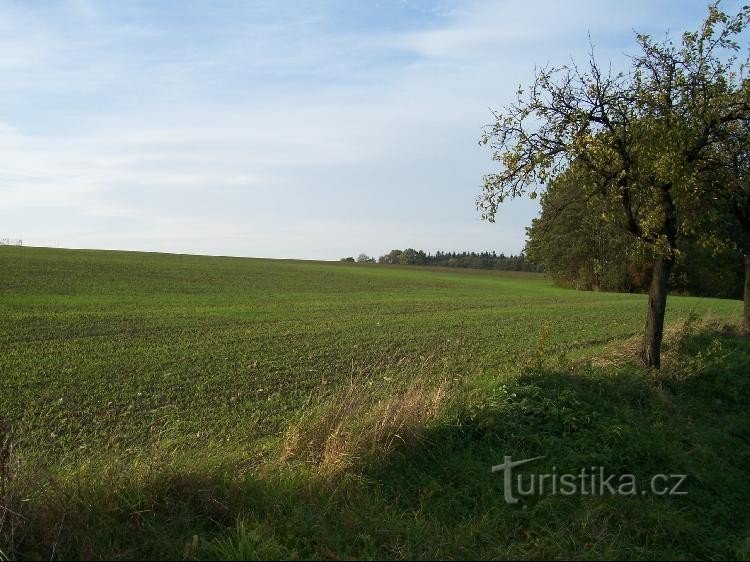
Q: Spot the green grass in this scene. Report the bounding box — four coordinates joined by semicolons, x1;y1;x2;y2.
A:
1;246;748;560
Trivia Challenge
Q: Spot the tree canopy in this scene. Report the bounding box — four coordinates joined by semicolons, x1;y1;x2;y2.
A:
480;3;750;367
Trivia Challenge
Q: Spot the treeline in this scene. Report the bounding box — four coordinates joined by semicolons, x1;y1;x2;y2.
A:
524;167;745;299
341;249;542;271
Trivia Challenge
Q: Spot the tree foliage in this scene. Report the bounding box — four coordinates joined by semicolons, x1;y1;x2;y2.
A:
525;163;744;297
480;3;750;367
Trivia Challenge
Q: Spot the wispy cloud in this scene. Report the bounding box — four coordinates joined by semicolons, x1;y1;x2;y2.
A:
0;0;726;258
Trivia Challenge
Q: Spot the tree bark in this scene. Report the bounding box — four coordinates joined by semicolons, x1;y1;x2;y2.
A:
640;255;675;368
744;254;750;335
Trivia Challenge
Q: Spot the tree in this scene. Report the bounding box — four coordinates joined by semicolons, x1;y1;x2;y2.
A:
479;4;750;367
356;253;372;263
694;117;750;332
526;163;744;296
720;122;750;333
525;162;647;291
399;248;419;265
378;249;403;264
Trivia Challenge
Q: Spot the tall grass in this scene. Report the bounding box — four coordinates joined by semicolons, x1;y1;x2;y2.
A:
281;367;452;476
0;423;19;562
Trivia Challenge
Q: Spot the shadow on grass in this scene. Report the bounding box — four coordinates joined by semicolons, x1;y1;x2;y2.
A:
5;328;750;560
355;325;750;560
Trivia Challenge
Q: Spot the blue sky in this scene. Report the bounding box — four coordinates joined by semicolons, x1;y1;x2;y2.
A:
0;0;732;259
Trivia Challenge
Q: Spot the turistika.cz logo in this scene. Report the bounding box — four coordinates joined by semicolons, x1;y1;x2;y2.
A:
491;456;687;504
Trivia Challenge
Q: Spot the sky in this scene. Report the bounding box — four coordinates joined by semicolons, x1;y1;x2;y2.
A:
0;0;735;260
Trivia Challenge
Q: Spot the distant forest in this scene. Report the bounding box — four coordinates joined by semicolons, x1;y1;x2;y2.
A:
341;249;542;272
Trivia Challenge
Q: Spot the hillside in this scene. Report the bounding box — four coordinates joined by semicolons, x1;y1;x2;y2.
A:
1;247;748;560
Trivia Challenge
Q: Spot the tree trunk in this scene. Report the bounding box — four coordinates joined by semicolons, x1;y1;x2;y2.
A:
640;255;674;369
744;254;750;335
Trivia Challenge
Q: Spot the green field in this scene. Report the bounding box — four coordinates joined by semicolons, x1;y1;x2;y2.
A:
1;246;749;560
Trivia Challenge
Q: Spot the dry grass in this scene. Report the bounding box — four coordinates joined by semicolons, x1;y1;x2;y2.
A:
280;363;453;476
590;312;738;371
0;423;21;562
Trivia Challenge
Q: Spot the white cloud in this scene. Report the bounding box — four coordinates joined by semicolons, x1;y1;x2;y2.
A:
0;0;722;259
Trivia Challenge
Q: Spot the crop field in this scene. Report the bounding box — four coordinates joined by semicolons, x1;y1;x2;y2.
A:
1;246;749;560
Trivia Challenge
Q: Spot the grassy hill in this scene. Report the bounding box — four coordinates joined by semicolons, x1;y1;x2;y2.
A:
1;246;748;560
